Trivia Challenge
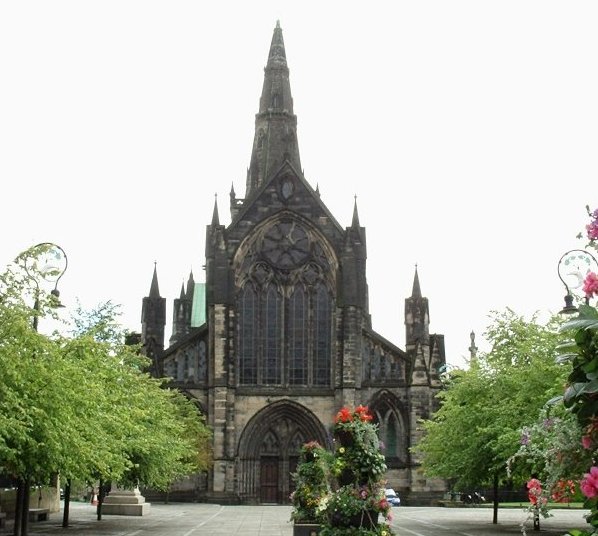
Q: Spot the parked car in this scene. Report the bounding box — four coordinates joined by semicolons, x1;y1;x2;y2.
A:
385;488;401;506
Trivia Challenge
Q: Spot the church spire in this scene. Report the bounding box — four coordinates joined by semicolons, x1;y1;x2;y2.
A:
352;195;360;227
141;263;166;376
186;270;195;300
412;265;422;298
212;194;220;225
246;21;302;197
149;262;160;298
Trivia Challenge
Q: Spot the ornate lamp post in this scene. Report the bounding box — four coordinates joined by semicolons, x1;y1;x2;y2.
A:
13;242;68;536
23;242;68;326
557;249;598;315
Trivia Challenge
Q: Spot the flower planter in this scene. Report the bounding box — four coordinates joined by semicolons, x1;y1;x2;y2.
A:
352;509;379;529
331;509;378;529
293;522;321;536
338;468;354;486
334;430;354;447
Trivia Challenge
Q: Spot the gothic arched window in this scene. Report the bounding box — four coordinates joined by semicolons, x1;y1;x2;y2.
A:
235;218;337;388
370;398;406;468
262;285;282;384
313;283;332;386
289;287;307;385
239;285;258;384
385;414;399;458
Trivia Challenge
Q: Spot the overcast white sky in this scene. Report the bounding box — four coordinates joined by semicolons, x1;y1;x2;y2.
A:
1;1;596;368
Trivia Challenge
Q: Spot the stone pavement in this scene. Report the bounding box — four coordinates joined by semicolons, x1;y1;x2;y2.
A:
0;502;590;536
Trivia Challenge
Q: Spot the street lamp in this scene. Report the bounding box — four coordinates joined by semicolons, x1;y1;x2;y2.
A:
23;243;68;329
13;242;68;536
557;249;598;315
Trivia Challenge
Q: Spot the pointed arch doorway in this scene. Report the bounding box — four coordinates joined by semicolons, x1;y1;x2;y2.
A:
237;400;329;503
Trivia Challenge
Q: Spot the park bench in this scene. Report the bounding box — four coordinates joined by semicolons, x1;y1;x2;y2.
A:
28;508;49;522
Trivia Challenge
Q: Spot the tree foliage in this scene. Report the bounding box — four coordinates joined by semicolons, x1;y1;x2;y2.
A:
0;249;212;491
414;309;568;490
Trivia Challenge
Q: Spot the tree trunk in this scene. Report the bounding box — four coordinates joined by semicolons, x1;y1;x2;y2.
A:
96;479;104;521
62;479;71;527
492;473;499;525
13;480;23;536
20;477;30;536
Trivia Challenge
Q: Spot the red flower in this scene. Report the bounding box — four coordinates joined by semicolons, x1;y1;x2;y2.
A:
551;480;576;503
335;407;353;423
527;478;542;506
355;405;373;422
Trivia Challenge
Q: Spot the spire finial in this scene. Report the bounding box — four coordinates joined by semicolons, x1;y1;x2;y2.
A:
149;263;160;298
352;195;360;227
186;270;195;300
267;20;287;68
212;193;220;225
412;264;422;298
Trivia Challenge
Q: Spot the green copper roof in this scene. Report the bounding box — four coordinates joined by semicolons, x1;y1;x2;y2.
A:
191;283;206;327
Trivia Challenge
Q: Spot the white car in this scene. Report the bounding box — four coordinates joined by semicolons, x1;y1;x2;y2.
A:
385;488;401;506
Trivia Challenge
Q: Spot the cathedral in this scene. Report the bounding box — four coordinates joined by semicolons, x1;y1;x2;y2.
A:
140;22;447;505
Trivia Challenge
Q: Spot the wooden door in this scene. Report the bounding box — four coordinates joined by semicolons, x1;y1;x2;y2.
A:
260;457;279;503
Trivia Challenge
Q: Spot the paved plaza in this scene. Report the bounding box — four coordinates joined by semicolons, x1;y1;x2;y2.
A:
0;502;590;536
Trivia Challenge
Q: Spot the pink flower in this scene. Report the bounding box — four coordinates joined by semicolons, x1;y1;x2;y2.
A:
583;272;598;299
582;435;593;449
580;467;598;499
587;208;598;241
527;478;542;505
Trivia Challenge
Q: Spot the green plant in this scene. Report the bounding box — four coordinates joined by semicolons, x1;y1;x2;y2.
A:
321;406;394;535
319;524;394;536
513;206;598;536
290;407;395;535
333;406;387;484
290;441;332;523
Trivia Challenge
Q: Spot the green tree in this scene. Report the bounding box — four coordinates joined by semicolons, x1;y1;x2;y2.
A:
0;249;212;535
414;309;567;522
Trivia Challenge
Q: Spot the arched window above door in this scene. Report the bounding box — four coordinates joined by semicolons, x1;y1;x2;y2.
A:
234;216;337;388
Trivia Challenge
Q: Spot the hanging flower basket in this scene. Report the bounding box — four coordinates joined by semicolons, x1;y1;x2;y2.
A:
291;406;395;536
338;468;354;487
335;429;354;448
351;509;379;530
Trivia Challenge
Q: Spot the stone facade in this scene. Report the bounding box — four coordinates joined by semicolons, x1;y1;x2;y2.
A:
139;21;447;506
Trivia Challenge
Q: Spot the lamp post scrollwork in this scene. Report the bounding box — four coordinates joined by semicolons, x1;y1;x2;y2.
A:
557;249;598;315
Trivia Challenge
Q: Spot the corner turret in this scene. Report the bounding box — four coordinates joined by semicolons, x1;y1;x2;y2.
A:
141;263;166;376
170;271;195;346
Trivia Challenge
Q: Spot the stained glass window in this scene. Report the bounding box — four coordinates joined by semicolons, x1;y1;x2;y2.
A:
289;287;307;384
385;415;398;457
237;220;334;388
313;283;331;386
239;285;257;384
262;285;282;384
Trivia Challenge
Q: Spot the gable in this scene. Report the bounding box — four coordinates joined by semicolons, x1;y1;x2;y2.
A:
229;160;345;243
